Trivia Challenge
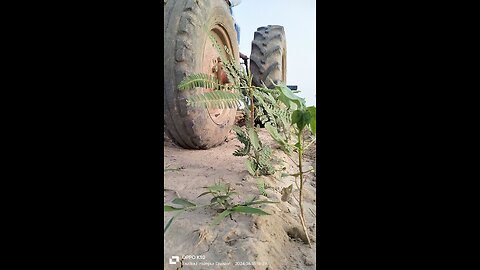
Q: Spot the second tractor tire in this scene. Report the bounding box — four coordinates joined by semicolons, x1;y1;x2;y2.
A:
249;25;287;88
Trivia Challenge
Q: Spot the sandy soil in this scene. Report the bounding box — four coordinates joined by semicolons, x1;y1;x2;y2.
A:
164;127;317;269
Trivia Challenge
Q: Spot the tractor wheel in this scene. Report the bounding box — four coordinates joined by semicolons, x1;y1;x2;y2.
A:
249;25;287;88
164;0;239;149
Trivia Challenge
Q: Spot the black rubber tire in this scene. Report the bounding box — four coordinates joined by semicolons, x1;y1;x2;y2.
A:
249;25;287;88
164;0;239;149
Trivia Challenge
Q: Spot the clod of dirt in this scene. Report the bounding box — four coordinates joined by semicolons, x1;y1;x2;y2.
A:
286;227;309;244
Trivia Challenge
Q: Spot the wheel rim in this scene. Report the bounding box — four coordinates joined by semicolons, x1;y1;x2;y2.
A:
201;25;236;126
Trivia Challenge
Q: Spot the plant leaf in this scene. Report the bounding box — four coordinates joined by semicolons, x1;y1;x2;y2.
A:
164;205;183;212
205;182;228;194
257;179;267;196
230;206;270;215
232;125;251;157
307;106;316;135
164;216;175;234
211;209;232;225
241;200;279;206
178;73;221;91
292;109;311;131
294;142;301;149
247;128;261;150
276;85;305;109
245;159;257;176
172;198;196;207
257;146;274;175
291;110;301;125
164;166;182;173
186;90;244;110
211;195;230;205
197;191;212;198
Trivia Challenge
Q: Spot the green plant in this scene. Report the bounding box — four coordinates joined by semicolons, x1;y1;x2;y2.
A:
164;181;278;234
164;197;198;234
178;35;291;177
175;35;317;247
257;179;268;197
290;106;316;248
197;181;238;210
263;83;316;248
205;182;277;225
164;164;184;173
232;125;275;176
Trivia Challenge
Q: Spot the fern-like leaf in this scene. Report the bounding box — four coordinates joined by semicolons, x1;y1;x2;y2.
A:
233;142;250;156
178;73;222;91
246;158;257;176
257;179;267;196
232;126;251;156
186;91;244;109
247;127;262;151
257;146;274;175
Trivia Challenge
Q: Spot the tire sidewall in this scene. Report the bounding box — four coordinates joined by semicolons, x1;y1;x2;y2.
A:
164;0;239;149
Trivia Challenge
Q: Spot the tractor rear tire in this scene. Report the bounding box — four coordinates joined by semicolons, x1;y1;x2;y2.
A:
164;0;239;149
249;25;287;88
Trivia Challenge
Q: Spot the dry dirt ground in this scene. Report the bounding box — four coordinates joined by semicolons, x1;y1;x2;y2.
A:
164;128;317;269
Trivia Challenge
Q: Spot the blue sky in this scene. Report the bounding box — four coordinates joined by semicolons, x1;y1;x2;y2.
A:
232;0;316;106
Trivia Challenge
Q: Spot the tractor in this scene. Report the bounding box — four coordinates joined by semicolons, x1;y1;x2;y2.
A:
164;0;288;149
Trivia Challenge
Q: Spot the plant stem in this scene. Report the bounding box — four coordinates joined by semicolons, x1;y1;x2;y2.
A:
249;86;255;129
297;129;312;248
